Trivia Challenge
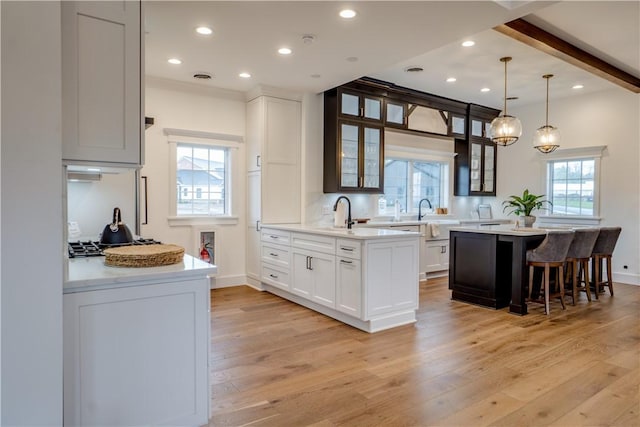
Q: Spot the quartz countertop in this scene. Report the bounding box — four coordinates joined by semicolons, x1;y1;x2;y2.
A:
64;254;217;293
449;224;549;236
261;223;421;239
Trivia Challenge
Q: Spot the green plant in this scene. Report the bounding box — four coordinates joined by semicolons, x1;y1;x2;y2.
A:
502;189;552;216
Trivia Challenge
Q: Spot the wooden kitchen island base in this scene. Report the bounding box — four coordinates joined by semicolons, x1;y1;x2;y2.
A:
449;226;546;314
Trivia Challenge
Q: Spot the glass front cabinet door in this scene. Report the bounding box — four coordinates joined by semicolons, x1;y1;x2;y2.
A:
336;121;383;192
339;90;383;123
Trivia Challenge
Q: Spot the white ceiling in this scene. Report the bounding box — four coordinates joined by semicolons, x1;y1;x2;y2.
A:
144;1;640;110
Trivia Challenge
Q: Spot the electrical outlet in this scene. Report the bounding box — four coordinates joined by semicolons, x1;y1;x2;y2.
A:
321;205;331;215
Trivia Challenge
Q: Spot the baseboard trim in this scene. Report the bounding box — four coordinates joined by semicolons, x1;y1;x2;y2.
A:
613;272;639;286
210;275;247;289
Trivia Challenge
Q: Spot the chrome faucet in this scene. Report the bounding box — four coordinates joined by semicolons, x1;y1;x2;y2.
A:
333;196;354;229
418;198;432;221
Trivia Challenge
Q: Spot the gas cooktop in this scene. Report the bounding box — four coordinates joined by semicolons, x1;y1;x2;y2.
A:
67;238;162;258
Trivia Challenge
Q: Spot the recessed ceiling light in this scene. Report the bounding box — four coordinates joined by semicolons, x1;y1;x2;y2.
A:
167;58;182;65
278;47;292;55
573;84;584;89
339;9;356;19
239;72;251;79
446;77;457;83
462;40;475;47
405;66;424;73
481;87;490;92
195;26;212;35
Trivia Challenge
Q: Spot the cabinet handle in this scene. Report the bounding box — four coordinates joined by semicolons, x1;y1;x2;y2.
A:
256;220;261;231
269;253;278;257
256;155;261;167
141;176;148;225
441;246;447;254
340;247;354;252
359;176;363;187
307;256;313;270
270;235;279;240
340;259;353;265
269;273;278;279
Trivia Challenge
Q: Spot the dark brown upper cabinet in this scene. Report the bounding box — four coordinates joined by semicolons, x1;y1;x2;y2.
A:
454;104;501;197
338;89;383;123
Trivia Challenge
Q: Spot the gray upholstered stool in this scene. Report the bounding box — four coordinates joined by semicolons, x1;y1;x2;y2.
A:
590;227;622;298
565;228;600;304
527;230;575;314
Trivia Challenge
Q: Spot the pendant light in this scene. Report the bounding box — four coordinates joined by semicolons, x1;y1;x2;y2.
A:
533;74;560;153
489;57;522;146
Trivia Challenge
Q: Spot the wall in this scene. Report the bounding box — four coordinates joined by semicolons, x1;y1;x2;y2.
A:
1;2;63;424
496;88;640;284
143;78;247;287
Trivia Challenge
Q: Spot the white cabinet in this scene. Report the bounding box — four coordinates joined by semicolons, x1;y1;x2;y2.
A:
292;247;336;308
63;278;210;426
246;96;301;282
62;1;143;165
336;237;362;317
424;240;450;273
259;228;419;333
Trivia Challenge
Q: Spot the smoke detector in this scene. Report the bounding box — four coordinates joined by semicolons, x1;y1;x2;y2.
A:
302;34;315;44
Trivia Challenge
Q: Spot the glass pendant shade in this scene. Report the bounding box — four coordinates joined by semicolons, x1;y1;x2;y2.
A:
490;56;521;146
533;125;560;153
533;74;560;153
489;114;522;146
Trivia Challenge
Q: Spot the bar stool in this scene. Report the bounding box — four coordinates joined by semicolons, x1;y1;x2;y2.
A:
527;230;575;315
591;227;622;298
564;228;600;304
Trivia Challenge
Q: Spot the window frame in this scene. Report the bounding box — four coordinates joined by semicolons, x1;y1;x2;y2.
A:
380;145;454;216
164;128;242;226
538;145;606;226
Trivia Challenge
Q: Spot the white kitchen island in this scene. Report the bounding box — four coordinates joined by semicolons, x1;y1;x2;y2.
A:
259;224;421;333
63;254;216;427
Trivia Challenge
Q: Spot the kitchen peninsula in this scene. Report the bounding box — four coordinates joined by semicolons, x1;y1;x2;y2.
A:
448;225;546;315
259;224;420;332
63;255;216;426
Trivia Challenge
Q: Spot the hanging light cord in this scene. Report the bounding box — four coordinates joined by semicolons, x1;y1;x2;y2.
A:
503;59;508;115
545;76;550;126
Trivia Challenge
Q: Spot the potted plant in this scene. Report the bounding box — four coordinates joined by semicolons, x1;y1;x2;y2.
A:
502;189;552;227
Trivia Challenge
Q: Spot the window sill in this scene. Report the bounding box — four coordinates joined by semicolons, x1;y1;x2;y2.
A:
168;215;239;227
536;215;602;227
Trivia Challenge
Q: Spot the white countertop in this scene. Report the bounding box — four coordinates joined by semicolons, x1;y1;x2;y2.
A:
64;254;217;293
261;223;421;239
450;224;548;236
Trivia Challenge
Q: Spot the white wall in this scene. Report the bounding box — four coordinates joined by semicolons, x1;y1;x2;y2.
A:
143;78;247;287
496;88;640;284
1;2;63;424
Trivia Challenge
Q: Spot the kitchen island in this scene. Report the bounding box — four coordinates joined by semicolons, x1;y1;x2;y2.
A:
259;224;420;332
64;255;216;427
448;225;546;315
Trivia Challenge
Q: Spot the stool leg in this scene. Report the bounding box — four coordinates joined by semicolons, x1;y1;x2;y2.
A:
594;256;600;299
606;256;614;296
558;265;566;310
582;259;592;302
571;260;578;305
544;264;550;315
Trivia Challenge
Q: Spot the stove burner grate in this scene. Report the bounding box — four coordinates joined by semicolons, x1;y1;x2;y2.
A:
68;239;162;258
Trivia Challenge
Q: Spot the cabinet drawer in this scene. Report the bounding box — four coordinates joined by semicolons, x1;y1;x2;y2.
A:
261;228;291;246
291;233;335;255
336;239;361;259
261;243;291;268
262;264;290;290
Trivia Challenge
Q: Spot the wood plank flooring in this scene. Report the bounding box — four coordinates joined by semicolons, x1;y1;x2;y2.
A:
209;278;640;426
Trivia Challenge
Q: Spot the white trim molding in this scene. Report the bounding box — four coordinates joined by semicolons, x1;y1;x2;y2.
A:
538;145;606;160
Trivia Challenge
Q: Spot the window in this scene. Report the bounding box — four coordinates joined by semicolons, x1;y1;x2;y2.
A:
382;158;447;213
548;159;595;215
542;146;605;220
176;143;228;216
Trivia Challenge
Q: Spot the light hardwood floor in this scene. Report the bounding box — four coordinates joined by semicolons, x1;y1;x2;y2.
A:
209;278;640;426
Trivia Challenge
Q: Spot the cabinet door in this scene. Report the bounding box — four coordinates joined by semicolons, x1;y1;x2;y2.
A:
339;90;382;122
362;126;382;190
309;252;337;308
425;240;449;273
336;257;361;317
339;122;360;189
292;251;313;298
246;171;261;281
64;279;209;426
483;144;495;194
385;101;406;127
470;142;482;192
450;114;466;137
62;1;142;164
246;98;263;172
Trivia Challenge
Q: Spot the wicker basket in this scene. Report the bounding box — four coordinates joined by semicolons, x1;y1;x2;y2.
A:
104;244;185;268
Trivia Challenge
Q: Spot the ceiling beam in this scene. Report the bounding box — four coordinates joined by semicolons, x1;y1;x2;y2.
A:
494;18;640;93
